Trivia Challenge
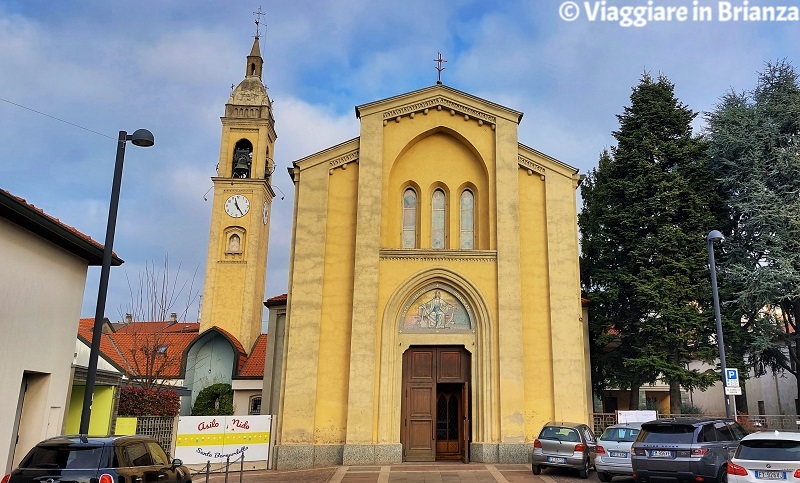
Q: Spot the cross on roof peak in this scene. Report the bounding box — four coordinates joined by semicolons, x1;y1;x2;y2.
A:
434;51;447;85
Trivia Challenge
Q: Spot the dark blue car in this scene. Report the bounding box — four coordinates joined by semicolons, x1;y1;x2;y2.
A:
2;435;190;483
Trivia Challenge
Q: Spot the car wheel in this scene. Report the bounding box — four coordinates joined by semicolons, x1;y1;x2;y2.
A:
718;468;728;483
598;472;613;482
532;465;541;475
579;459;590;479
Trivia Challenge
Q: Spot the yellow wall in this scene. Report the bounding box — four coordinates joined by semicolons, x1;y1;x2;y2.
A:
65;385;115;435
315;161;358;443
519;168;554;436
382;117;493;250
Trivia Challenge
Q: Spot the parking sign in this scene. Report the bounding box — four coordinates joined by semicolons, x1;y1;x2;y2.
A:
725;368;739;387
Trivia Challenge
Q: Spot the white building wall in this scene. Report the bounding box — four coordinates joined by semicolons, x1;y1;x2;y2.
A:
74;339;122;373
0;217;89;472
686;360;799;416
232;379;262;415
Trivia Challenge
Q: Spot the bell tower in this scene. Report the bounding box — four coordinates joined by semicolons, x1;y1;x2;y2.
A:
200;31;276;353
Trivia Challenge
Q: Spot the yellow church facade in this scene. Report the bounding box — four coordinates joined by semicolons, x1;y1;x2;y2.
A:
269;84;592;468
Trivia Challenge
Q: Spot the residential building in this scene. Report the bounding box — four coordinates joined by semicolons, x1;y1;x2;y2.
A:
0;188;120;473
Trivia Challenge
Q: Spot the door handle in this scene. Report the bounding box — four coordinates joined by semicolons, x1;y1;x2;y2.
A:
134;478;142;482
158;474;167;478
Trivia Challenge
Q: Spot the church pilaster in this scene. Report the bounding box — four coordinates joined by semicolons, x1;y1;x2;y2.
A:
343;113;384;451
494;117;527;443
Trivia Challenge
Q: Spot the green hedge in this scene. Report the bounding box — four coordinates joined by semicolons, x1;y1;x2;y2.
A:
118;386;180;416
192;383;234;416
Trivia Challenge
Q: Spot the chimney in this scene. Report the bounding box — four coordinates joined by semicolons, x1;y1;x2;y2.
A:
125;313;133;325
170;312;178;324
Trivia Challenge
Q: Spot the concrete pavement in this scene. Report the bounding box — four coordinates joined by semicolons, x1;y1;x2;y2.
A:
203;463;543;482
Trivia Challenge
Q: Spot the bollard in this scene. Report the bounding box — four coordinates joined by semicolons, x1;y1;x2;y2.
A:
205;461;210;483
239;453;244;483
224;456;230;483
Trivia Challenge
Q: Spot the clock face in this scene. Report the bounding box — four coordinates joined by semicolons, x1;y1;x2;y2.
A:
224;194;250;218
262;201;269;225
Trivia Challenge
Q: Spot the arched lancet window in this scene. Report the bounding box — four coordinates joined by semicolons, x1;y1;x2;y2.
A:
460;190;474;249
432;189;446;249
402;188;417;249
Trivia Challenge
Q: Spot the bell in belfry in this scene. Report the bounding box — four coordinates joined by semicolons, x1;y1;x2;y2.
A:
232;148;252;178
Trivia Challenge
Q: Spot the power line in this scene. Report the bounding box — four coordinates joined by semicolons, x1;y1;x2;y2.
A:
0;96;116;140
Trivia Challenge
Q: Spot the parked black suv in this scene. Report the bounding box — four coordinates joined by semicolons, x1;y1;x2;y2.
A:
632;417;747;483
2;435;191;483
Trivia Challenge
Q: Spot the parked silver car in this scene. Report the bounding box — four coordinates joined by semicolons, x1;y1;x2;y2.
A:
596;422;643;481
532;422;598;479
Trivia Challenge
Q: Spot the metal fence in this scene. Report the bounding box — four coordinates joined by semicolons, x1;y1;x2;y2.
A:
592;412;800;435
134;416;178;456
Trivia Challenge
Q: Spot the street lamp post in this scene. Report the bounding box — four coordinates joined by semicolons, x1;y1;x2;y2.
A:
79;129;154;435
707;229;733;419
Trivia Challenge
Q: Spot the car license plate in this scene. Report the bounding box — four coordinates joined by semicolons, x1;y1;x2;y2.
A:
649;450;673;458
547;456;567;464
609;451;628;458
755;471;786;480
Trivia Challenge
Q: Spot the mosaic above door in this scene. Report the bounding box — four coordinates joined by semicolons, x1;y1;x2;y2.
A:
399;285;474;333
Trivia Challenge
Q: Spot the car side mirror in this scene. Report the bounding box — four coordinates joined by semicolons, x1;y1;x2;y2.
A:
159;459;182;474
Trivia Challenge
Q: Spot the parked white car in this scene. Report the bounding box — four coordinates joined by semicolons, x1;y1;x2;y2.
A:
596;422;642;481
728;430;800;483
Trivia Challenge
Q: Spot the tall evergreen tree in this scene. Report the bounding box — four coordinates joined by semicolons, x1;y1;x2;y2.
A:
706;61;800;412
581;74;720;412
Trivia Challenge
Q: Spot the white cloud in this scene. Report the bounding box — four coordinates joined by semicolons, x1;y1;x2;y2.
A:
3;0;800;323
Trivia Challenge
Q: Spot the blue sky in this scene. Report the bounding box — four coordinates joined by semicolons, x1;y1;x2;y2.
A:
2;0;799;327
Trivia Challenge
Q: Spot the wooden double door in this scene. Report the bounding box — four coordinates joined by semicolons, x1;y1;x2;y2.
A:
401;346;470;462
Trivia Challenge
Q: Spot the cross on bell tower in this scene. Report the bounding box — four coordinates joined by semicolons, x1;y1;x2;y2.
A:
253;6;265;38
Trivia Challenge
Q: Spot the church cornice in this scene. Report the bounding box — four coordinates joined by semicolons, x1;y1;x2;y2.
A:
293;137;360;172
329;149;359;173
211;178;270;188
518;155;547;178
380;249;497;262
356;84;523;123
381;96;497;129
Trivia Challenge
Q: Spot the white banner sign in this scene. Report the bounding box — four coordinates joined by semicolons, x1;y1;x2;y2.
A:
175;415;271;465
616;410;658;423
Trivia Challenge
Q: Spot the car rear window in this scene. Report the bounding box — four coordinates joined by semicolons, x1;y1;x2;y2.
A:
601;427;640;442
639;424;695;444
539;426;581;442
20;446;105;469
737;440;800;461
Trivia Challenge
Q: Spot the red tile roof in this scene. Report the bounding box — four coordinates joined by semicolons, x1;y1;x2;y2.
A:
79;319;266;380
115;321;200;334
77;318;129;373
266;293;287;303
238;334;267;378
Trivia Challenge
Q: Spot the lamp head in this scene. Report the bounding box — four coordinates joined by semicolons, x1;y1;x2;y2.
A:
129;129;155;147
707;230;724;242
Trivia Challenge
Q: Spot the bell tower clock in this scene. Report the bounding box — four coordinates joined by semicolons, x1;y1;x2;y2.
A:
199;32;276;354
